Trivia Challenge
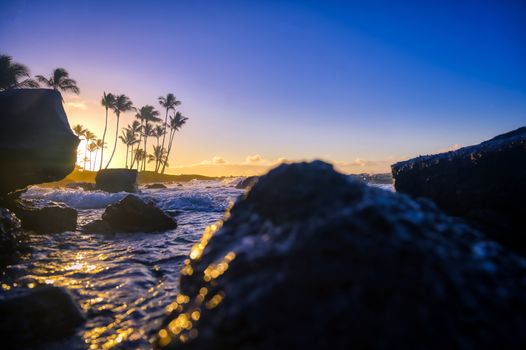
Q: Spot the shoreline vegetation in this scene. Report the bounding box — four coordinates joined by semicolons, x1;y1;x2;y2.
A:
1;53;188;175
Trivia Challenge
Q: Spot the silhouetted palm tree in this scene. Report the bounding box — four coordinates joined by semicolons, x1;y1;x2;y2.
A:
92;139;104;171
35;68;79;94
119;128;138;168
149;145;169;170
153;124;166;172
83;130;96;170
72;124;86;166
141;123;156;171
99;92;115;169
162;112;188;174
105;94;134;169
134;149;146;171
87;142;98;172
158;93;181;165
0;54;39;90
128;121;142;169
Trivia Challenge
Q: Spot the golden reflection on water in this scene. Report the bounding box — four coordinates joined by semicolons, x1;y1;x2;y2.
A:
159;218;237;347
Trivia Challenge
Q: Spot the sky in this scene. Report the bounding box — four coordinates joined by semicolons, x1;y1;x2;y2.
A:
1;0;525;175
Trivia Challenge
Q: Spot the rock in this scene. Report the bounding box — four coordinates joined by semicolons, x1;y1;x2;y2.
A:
235;175;258;189
11;201;77;233
0;286;84;346
66;181;96;191
145;183;168;189
157;161;526;350
0;208;25;262
95;168;138;193
392;127;526;253
83;195;176;233
0;89;79;195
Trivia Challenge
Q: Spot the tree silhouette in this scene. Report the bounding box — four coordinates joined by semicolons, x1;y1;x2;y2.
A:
0;54;39;90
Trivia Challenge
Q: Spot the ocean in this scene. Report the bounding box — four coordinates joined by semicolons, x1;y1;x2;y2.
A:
1;178;393;349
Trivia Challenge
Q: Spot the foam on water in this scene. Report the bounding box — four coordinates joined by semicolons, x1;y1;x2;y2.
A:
22;186;129;209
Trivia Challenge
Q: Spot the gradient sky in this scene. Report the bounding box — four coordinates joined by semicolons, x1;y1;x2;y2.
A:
1;0;525;175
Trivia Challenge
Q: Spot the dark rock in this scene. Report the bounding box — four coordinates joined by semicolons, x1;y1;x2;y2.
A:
145;183;168;189
392;127;526;253
177;184;183;187
0;208;25;262
95;168;138;193
83;195;176;233
11;201;77;233
0;89;79;195
0;286;84;346
157;161;526;350
235;175;259;189
66;181;96;191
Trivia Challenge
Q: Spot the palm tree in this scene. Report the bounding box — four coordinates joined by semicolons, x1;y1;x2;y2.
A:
99;92;115;169
71;124;87;166
35;68;79;94
0;54;39;90
134;149;146;171
134;105;160;171
87;142;98;172
161;112;188;174
158;93;181;165
92;139;104;171
105;94;134;169
140;123;156;171
119;128;138;168
153;124;166;172
83;130;97;170
149;145;169;170
128;120;142;169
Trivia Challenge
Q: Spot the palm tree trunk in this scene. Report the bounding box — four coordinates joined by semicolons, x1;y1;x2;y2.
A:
99;107;109;170
125;144;129;168
105;115;120;169
92;150;98;172
143;136;148;171
161;129;175;174
160;108;169;168
83;141;89;171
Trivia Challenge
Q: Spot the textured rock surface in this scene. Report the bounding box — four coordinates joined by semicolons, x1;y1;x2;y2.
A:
145;183;168;189
392;127;526;253
0;89;79;195
11;201;77;233
95;169;138;193
0;208;25;262
234;176;259;189
0;286;84;346
83;195;176;233
157;161;526;350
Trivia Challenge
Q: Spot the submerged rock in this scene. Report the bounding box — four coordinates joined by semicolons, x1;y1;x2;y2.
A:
392;127;526;253
0;89;79;195
234;175;258;189
0;208;25;262
66;181;96;191
95;168;138;193
11;201;77;233
0;286;84;346
83;195;176;233
145;183;168;189
157;161;526;350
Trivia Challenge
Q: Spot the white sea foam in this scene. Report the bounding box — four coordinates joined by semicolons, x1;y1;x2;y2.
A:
22;186;128;209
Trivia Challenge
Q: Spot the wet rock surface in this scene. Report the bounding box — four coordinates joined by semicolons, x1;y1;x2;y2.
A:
0;208;25;262
392;127;526;253
0;285;84;347
0;89;79;195
83;195;177;233
96;169;138;193
234;175;258;189
11;201;77;233
158;161;526;350
145;183;168;189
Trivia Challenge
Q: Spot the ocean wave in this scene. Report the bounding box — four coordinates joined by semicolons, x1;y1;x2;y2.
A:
156;192;229;212
22;187;128;209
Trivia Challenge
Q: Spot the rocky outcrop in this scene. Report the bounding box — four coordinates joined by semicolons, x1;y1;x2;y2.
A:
66;181;96;191
145;183;168;189
157;161;526;350
95;169;138;193
83;195;176;233
392;127;526;253
235;176;258;189
0;89;79;195
0;208;25;262
11;201;77;233
0;286;84;346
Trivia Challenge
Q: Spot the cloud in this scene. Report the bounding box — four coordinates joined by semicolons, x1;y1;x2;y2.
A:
437;144;461;153
64;101;88;110
213;156;227;164
334;158;379;168
245;154;263;163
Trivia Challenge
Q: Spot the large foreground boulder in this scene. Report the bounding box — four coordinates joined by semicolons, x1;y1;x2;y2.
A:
0;208;25;262
157;161;526;350
0;286;84;346
0;89;79;195
83;195;176;233
392;127;526;253
95;168;138;193
235;176;258;189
